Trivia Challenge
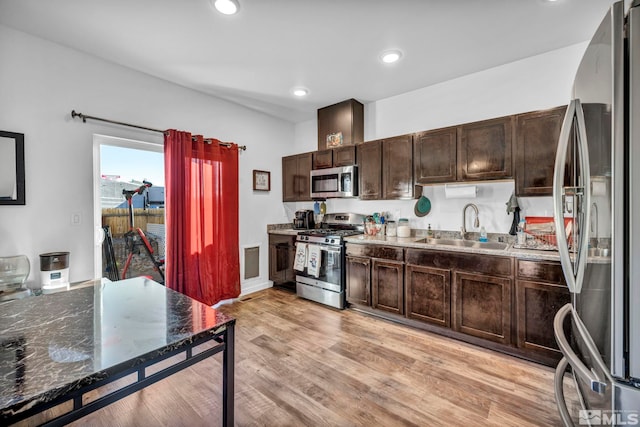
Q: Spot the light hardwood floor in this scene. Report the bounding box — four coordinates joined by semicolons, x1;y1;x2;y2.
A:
61;287;579;427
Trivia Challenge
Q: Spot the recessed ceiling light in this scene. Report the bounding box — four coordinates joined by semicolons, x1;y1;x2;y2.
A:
292;88;309;97
212;0;239;15
381;50;402;64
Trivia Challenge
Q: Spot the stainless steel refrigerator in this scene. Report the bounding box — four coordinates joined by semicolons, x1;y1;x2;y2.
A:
552;1;640;425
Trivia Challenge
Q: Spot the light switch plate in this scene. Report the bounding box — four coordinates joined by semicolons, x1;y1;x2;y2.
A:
71;212;82;226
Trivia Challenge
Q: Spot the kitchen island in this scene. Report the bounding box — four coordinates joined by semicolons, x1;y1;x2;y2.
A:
0;277;235;426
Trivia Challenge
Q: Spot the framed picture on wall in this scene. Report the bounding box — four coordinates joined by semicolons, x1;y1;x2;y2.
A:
253;170;270;191
0;130;25;205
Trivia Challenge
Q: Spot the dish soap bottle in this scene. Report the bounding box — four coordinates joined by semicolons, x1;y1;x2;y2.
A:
479;226;488;242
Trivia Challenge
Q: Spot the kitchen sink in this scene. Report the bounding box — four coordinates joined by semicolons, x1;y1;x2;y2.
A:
414;238;509;250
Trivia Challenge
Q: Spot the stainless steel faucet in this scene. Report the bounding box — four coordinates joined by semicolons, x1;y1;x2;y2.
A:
461;203;479;239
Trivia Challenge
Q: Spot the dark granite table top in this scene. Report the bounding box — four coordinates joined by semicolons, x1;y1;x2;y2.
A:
0;277;235;419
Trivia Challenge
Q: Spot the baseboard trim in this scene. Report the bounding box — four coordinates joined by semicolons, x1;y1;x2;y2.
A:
240;280;272;298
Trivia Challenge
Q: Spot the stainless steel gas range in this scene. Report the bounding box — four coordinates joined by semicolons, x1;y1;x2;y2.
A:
294;213;365;309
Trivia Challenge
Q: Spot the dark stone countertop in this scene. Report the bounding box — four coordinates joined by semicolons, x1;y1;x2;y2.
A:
0;277;234;420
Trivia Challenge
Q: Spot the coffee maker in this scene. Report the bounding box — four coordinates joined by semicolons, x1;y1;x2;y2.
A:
293;210;315;230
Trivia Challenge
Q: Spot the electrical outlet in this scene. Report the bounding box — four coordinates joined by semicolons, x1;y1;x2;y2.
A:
71;212;82;226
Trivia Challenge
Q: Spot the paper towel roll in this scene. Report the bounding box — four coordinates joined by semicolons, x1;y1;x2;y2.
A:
444;184;477;199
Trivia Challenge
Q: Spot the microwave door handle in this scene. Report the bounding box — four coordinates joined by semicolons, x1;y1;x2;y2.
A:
554;304;608;394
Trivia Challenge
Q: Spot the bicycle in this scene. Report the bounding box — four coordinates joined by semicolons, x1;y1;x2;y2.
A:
121;180;165;283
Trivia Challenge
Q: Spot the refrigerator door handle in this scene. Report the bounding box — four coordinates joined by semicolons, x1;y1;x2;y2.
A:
553;99;591;294
554;304;608;394
553;100;577;292
574;99;592;291
554;357;575;427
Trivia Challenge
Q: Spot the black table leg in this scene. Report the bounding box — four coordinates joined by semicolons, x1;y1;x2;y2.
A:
222;322;235;427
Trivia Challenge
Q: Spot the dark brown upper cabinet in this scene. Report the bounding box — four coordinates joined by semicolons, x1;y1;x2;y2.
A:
414;127;457;184
414;117;512;185
312;145;356;169
515;106;567;196
357;135;413;200
458;116;513;181
312;149;333;169
282;152;312;202
317;99;364;150
333;145;357;167
382;135;414;199
357;139;382;200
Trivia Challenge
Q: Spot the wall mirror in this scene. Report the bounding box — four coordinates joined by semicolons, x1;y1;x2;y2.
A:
0;131;25;205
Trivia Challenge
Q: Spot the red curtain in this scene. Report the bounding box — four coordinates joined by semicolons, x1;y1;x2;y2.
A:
164;129;240;306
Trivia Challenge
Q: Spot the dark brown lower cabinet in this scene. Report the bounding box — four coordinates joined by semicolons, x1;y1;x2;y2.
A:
346;255;371;306
515;259;570;360
372;259;404;315
347;245;569;366
453;272;512;345
405;264;451;327
268;234;296;285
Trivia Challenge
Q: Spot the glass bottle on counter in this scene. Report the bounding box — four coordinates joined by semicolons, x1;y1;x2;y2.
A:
386;220;397;237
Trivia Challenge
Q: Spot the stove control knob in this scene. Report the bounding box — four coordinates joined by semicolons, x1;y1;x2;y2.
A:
325;238;330;243
330;239;336;244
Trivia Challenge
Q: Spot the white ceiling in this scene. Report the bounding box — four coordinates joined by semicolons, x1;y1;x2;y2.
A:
0;0;616;123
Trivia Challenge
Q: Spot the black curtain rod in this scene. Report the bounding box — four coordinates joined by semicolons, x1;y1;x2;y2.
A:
70;110;247;151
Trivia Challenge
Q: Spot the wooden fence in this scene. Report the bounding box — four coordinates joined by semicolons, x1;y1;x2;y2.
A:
102;208;165;237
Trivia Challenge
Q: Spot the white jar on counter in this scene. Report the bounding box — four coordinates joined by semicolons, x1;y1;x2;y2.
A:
397;218;411;238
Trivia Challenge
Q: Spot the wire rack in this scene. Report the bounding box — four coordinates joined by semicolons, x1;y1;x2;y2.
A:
513;218;573;251
517;230;560;251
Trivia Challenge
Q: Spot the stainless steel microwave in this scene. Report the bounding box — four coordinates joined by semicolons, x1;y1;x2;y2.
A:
310;165;358;198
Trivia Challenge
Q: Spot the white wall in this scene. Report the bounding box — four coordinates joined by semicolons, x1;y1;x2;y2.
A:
292;43;589;234
0;24;591;292
0;25;293;293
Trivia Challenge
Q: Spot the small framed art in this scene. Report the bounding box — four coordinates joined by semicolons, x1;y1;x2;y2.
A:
253;170;271;191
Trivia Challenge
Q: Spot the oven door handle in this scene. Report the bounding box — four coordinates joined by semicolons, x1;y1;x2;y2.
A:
298;242;342;253
318;245;341;254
